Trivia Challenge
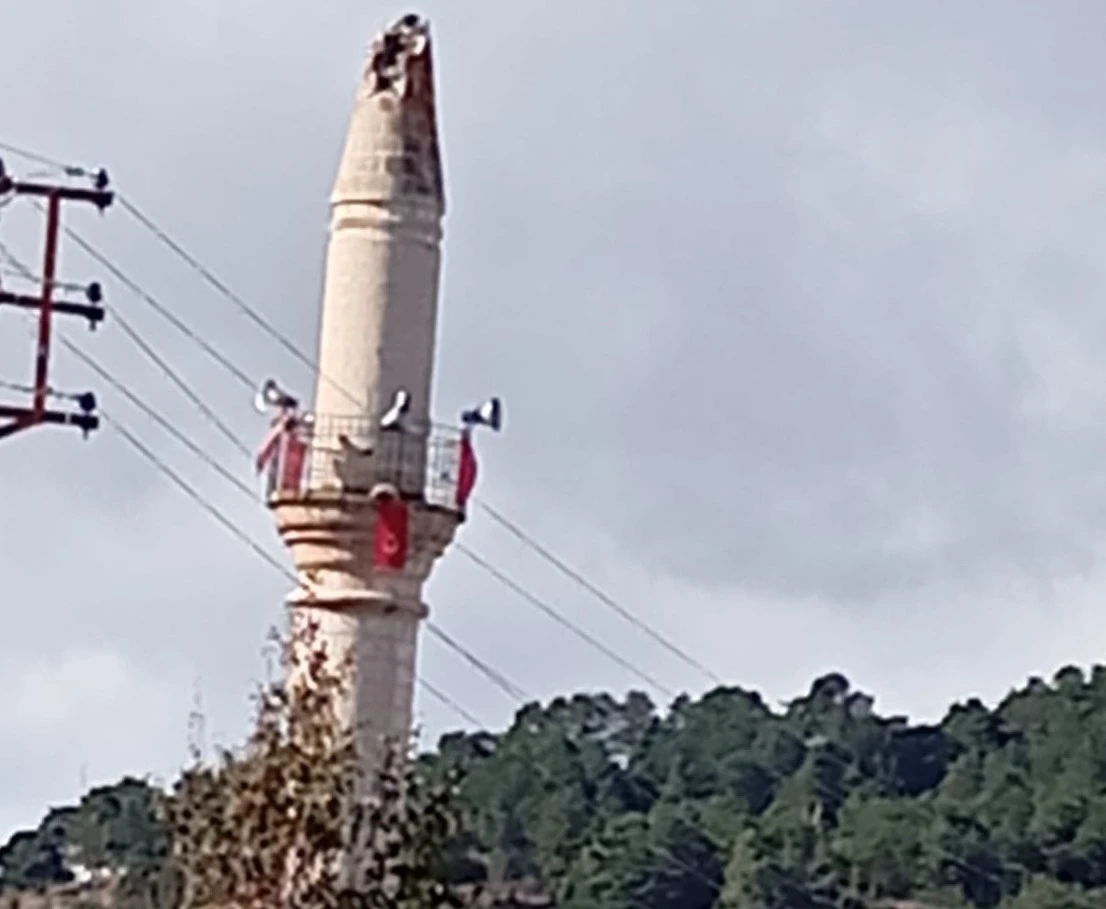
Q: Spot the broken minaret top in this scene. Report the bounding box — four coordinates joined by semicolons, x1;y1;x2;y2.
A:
331;12;444;212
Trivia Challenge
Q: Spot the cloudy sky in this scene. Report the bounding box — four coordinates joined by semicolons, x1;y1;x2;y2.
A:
4;0;1106;839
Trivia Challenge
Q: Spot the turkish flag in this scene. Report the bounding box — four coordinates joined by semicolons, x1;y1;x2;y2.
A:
455;430;478;510
257;416;307;496
255;417;290;473
373;498;409;570
278;434;307;493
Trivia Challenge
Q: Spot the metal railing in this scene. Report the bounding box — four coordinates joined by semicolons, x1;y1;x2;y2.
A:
264;412;466;512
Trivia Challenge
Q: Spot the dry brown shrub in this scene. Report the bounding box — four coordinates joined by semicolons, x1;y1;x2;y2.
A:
163;619;472;909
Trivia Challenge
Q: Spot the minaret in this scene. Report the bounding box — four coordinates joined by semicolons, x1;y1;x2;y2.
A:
267;12;462;774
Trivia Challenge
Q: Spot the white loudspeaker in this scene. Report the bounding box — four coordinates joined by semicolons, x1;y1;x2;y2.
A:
380;388;411;431
254;378;298;414
461;396;502;432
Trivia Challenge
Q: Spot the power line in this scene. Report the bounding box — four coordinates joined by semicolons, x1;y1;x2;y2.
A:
50;327;506;726
107;197;720;692
31;222;668;711
0;237;28;276
57;320;725;899
476;500;724;686
69;340;516;713
0;140;76;174
99;405;484;728
102;410;288;577
36;187;707;711
64;338;255;497
424;622;530;704
53;264;639;702
53;214;257;390
0;375;86;402
6;144;723;743
0;379;34;395
457;543;678;701
417;677;483;728
98;292;688;707
18;172;717;699
109;309;254;459
117;195;350;403
2;247;492;726
1;141;683;702
3;140;721;762
4;140;733;909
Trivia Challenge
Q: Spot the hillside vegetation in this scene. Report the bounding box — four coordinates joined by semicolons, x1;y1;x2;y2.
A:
5;666;1106;908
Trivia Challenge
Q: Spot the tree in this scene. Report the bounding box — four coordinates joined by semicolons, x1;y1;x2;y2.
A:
163;620;470;909
832;795;932;901
716;829;763;909
0;828;72;891
558;808;721;909
12;655;1106;908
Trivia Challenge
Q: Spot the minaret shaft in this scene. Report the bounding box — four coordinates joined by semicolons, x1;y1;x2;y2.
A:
313;210;441;428
271;13;459;773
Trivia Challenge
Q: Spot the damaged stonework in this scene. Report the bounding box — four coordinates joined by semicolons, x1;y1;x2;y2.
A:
367;13;429;94
331;11;444;206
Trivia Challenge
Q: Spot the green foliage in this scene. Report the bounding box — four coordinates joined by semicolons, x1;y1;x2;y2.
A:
0;827;72;891
558;807;721;909
0;779;165;894
9;664;1106;907
999;876;1104;909
2;621;470;909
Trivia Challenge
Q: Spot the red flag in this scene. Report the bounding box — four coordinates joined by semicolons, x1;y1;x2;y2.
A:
257;416;306;496
455;429;478;510
278;434;307;494
373;498;409;570
256;414;297;472
255;420;286;473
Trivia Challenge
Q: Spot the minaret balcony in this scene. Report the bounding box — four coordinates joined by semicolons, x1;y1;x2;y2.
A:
262;412;466;514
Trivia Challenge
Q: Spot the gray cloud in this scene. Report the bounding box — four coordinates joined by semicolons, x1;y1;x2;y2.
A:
446;1;1106;601
4;0;1106;839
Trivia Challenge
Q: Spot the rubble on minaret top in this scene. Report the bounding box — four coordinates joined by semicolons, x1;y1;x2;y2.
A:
367;13;430;94
331;11;443;210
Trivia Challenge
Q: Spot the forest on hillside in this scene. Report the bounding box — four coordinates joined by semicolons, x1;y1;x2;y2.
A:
4;666;1106;908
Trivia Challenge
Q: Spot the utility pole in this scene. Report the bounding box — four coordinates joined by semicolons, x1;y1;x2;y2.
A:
0;157;112;441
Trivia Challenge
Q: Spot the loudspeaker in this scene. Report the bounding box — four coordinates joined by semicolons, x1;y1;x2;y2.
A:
254;378;298;414
461;396;502;431
380;388;411;431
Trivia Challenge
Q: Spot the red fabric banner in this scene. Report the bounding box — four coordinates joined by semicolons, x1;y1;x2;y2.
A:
278;434;307;494
256;414;298;471
373;498;410;570
455;430;478;510
257;415;306;496
255;419;287;473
